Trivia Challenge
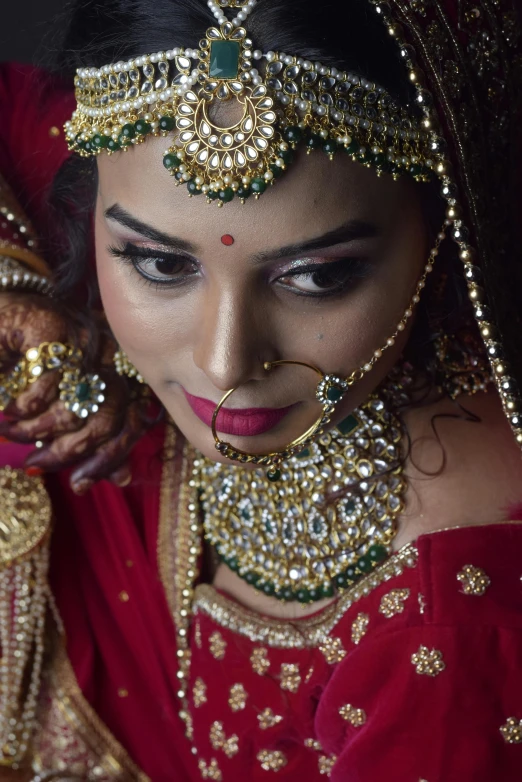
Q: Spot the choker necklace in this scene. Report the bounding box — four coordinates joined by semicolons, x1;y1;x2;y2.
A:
196;368;412;603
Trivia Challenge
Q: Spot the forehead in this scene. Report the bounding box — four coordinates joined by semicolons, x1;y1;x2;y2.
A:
96;134;418;244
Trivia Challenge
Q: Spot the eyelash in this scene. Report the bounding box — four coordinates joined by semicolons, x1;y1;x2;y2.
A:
108;242;371;299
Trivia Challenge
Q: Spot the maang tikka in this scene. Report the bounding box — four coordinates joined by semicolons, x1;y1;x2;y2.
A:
65;0;438;206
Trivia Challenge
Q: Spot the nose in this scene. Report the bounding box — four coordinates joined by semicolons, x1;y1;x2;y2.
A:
192;286;270;392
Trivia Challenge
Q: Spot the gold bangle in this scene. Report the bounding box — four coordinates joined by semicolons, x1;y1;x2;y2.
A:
0;242;51;278
211;359;348;480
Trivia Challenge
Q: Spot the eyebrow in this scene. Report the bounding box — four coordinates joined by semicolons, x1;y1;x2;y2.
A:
105;204;378;262
249;219;379;264
105;204;199;254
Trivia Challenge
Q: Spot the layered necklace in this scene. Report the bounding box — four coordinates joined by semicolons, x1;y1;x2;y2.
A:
195;366;413;603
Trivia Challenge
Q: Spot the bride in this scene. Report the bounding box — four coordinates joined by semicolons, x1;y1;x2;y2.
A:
0;0;521;779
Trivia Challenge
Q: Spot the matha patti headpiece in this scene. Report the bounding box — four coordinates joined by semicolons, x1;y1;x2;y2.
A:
65;0;439;206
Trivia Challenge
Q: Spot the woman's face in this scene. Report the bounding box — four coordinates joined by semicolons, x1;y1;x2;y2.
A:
95;135;427;462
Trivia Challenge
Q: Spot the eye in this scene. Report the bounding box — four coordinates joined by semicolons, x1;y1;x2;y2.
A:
276;258;371;297
109;243;199;286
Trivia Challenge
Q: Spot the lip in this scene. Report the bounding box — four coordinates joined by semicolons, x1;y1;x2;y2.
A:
183;389;296;437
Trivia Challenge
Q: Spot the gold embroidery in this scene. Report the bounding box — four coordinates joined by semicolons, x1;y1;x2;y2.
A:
304;665;315;683
257;749;288;771
280;663;301;693
258;708;284;730
339;703;366;726
198;758;222;780
418;593;426;614
319;636;347;664
411;646;446;676
209;721;239;757
251;647;270;675
351;613;369;645
209;631;227;660
49;126;61;138
195;620;202;650
192;545;418;648
229;683;247;711
117;689;128;698
304;738;322;751
118;591;130;602
457;564;491;596
379;588;410;618
193;677;207;708
500;717;522;744
318;754;337;775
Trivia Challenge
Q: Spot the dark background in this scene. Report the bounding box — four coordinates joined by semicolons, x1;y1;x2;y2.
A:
1;0;65;63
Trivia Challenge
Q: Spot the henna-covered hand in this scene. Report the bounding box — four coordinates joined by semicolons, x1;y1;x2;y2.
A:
0;293;161;493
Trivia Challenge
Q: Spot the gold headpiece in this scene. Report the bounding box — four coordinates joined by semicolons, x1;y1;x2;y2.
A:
65;0;438;205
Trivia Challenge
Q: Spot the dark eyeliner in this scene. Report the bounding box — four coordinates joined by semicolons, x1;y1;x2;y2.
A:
108;242;198;287
275;257;372;298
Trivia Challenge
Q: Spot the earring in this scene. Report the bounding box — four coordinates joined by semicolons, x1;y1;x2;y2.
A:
433;325;491;399
113;348;145;384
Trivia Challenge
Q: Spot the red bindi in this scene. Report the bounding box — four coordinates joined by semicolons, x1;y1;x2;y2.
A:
221;234;235;246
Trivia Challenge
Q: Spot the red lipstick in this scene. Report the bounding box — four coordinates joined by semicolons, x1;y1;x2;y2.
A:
183;390;294;437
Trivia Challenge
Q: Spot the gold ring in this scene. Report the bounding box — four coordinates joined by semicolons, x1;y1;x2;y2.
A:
211;359;349;480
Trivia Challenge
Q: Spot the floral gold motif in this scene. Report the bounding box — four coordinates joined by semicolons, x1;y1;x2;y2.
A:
280;663;301;693
199;758;223;780
411;646;446;677
209;630;227;660
319;636;347;664
338;703;367;727
228;682;248;711
257;749;288;771
193;677;207;708
379;588;410;618
318;754;337;776
209;721;239;757
304;738;322;751
456;564;491;596
258;708;284;730
251;647;270;675
500;717;522;744
351;613;369;645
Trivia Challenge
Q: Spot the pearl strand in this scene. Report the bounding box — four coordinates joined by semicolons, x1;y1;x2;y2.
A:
207;0;257;27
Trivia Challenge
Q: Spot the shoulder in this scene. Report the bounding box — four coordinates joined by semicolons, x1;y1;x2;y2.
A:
316;524;522;781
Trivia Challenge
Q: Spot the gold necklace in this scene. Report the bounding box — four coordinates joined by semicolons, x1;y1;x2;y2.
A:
195;372;411;604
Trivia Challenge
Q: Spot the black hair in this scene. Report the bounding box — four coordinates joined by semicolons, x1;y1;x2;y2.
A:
46;0;467;371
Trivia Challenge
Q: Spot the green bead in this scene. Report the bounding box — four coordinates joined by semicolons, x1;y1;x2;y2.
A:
345;138;360;155
245;571;259;585
368;545;388;563
322;584;335;598
251;177;267;195
336;414;359;436
326;385;343;402
284;126;303;145
306;134;322;150
296;589;311;603
358;148;372;164
83;140;93;153
92;133;110;149
121;123;136;139
227;556;239;571
269;163;284;178
409;163;423;177
280;149;294;165
207;189;220;200
75;382;91;403
262;582;275;596
267;467;281;482
295;447;311;459
135;119;152;135
280;587;294;601
209;40;241;79
107;139;121;152
159;116;175;132
373;152;386;167
218;187;234;203
118;133;131;147
345;566;359;582
236;185;252;200
356;556;373;574
334;573;348;588
163;153;181;170
323;140;338;157
187;180;203;196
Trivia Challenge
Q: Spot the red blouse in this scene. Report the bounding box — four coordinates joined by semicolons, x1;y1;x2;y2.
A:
1;63;522;781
